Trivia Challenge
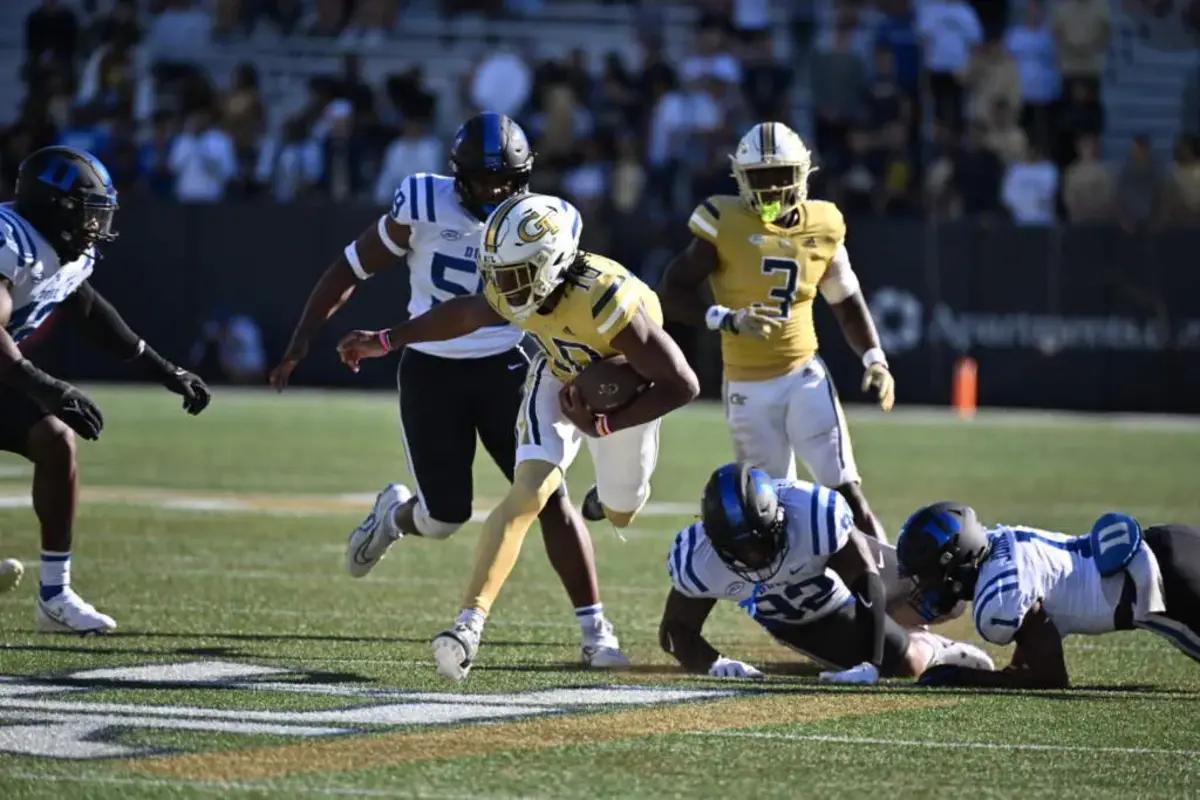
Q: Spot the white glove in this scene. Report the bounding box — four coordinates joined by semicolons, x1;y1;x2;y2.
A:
731;307;781;340
819;661;880;685
861;362;895;412
708;656;765;680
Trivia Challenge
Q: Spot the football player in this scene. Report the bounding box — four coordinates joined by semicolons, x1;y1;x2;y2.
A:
660;122;893;542
338;193;700;680
270;114;629;669
0;146;210;632
897;503;1200;688
660;463;993;684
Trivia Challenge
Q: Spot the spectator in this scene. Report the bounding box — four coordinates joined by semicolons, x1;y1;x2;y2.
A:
338;55;377;119
340;0;399;47
681;22;743;86
191;308;267;385
468;49;532;117
1051;0;1111;102
594;52;641;136
1056;79;1105;167
875;0;921;104
741;32;793;121
309;0;347;37
89;0;141;50
963;36;1021;127
732;0;771;41
104;113;141;193
320;105;371;202
25;0;78;73
564;49;595;108
1062;134;1115;224
76;39;143;118
950;122;1005;218
385;67;436;126
137;110;177;198
916;0;983;132
1001;140;1058;225
256;117;323;202
1116;135;1162;233
0;99;59;197
58;106;110;160
645;69;690;214
1162;135;1200;228
1004;0;1059;153
168;108;238;203
867;45;912;133
562;139;609;223
811;19;868;178
610;135;646;216
144;0;212;66
983;97;1028;165
374;117;443;206
224;63;267;190
1182;65;1200;138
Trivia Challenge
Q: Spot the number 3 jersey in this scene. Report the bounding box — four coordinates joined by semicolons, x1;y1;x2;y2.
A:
0;204;92;343
688;196;847;382
666;479;856;626
387;173;522;359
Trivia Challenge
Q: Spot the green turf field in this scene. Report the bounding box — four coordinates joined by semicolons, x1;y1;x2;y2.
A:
1;386;1198;799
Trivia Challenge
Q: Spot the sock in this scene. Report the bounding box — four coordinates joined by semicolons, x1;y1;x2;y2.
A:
576;603;615;644
39;551;70;601
456;608;486;632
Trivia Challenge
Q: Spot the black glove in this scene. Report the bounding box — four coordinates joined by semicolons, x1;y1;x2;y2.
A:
5;360;104;440
141;347;212;415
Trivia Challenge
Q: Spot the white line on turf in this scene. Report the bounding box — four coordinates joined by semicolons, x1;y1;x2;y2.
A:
693;731;1200;756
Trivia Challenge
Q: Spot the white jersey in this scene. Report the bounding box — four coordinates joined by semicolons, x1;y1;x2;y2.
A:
386;173;521;359
973;525;1125;645
666;479;855;626
0;204;92;343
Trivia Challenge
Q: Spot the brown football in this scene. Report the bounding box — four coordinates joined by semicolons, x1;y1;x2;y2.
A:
572;356;650;413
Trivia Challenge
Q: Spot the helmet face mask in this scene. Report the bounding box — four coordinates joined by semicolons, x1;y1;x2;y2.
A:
731;122;814;224
702;463;789;582
478;194;581;320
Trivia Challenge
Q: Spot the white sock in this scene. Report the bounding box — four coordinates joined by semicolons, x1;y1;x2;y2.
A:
456;608;485;632
576;603;614;643
40;551;70;601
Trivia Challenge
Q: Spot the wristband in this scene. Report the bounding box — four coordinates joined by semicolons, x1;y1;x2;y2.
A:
705;305;732;332
377;329;394;353
595;414;613;437
862;347;887;368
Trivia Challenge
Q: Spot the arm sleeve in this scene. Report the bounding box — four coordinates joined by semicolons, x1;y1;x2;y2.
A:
818;244;862;304
666;525;718;599
63;281;144;360
687;199;721;245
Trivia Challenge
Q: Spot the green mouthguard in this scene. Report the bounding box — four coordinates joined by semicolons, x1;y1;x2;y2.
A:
759;201;782;223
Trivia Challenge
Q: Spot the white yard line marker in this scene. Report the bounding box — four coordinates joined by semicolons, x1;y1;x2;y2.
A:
693;731;1200;757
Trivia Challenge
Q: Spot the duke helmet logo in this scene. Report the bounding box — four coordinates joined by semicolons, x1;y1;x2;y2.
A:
517;208;559;243
38;159;80;192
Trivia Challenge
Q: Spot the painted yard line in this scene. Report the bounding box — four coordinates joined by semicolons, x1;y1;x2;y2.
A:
131;694;951;781
5;772;521;800
695;731;1200;757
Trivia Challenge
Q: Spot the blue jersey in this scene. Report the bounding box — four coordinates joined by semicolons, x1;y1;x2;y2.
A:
0;204;92;343
666;479;855;627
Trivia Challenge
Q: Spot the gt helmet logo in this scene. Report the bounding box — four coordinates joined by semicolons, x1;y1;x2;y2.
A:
516;208;560;243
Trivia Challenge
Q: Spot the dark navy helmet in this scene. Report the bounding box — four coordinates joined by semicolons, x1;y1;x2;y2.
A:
896;501;990;618
450;112;533;221
701;462;788;581
15;146;118;262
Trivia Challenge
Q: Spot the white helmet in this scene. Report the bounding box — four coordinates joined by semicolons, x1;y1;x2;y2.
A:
730;122;815;224
478;193;582;320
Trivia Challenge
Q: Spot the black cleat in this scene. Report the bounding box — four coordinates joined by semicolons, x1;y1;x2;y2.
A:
581;485;604;522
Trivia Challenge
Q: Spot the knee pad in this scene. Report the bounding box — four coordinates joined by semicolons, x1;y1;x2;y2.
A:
412;505;465;540
603;507;638;529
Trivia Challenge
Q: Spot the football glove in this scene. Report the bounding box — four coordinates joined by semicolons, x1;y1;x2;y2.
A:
5;359;104;440
727;307;782;340
862;362;895;412
708;656;765;680
54;387;105;440
162;366;212;415
819;661;880;685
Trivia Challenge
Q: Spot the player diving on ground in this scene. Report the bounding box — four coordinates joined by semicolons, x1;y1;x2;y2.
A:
660;122;893;541
898;503;1200;688
660;463;994;684
338;192;700;681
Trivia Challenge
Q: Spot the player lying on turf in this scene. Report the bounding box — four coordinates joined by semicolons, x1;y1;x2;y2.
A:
338;193;700;680
660;122;892;542
897;503;1200;688
660;463;993;684
269;113;627;669
0;146;210;633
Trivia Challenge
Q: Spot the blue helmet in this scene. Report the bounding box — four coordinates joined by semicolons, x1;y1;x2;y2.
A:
450;112;533;221
896;501;990;619
15;145;118;262
701;463;788;581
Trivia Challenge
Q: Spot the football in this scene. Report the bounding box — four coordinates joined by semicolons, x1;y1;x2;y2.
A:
572;356;649;413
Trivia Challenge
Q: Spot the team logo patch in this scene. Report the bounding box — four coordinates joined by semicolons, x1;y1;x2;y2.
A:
726;581;746;596
440;229;463;241
0;659;737;760
727;393;747;406
748;234;765;245
803;237;818;248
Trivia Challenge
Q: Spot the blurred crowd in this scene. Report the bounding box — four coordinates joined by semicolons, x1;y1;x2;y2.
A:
5;0;1200;271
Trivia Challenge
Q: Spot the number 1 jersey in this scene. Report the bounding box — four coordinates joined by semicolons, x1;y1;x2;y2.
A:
388;173;522;359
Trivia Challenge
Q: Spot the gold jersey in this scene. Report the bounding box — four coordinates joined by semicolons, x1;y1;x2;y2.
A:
688;196;845;381
484;252;662;383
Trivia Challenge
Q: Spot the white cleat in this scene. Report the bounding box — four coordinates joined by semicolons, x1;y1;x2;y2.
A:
36;588;116;634
0;558;24;594
432;623;481;682
345;483;411;578
912;630;996;671
581;618;631;670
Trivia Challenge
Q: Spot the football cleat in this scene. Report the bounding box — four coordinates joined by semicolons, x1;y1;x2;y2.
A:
432;622;481;682
581;485;604;522
581;618;630;669
345;483;410;578
911;630;996;672
36;588;116;634
0;558;24;594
